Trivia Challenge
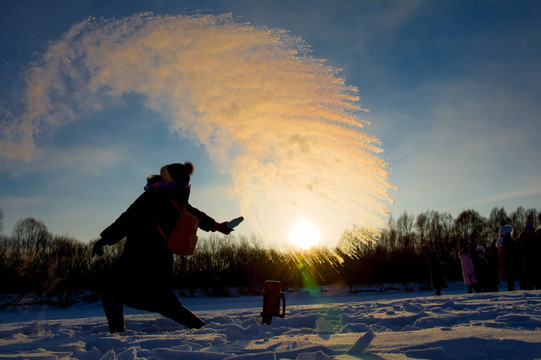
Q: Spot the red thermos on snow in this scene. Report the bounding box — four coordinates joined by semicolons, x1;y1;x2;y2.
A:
261;280;286;325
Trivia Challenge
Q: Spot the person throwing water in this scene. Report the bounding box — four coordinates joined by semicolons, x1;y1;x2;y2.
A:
92;162;242;333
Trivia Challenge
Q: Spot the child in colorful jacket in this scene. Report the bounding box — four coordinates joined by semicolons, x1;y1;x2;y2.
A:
460;244;478;293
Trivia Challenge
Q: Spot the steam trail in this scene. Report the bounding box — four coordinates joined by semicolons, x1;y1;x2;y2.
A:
0;13;393;245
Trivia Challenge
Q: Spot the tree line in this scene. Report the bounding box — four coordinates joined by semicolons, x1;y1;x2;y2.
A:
0;206;539;299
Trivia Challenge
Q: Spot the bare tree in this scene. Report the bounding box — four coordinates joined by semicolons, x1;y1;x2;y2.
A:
454;210;486;249
13;218;50;254
421;211;451;255
415;212;429;254
396;211;414;252
488;207;510;234
509;207;527;236
378;215;397;252
525;208;539;228
437;212;456;254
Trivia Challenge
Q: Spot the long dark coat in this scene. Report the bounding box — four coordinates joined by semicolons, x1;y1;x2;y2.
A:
517;231;535;277
498;234;517;282
429;254;446;291
99;185;217;308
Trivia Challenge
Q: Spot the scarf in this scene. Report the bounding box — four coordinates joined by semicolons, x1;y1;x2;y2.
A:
144;180;191;192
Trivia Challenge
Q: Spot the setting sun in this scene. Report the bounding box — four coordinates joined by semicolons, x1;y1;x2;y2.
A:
288;221;322;250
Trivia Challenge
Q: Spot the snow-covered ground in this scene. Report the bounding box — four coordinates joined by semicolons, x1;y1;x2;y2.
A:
1;283;540;360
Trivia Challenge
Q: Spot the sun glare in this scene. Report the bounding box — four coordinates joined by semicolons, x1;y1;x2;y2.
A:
288;221;322;250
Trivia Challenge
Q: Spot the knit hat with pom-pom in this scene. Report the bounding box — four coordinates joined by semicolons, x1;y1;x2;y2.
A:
160;162;194;184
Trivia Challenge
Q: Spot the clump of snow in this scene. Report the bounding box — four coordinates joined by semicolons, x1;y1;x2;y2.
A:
1;283;541;359
345;326;374;355
316;317;334;334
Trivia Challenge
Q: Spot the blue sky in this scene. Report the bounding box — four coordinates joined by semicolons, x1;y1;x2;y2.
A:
1;0;540;247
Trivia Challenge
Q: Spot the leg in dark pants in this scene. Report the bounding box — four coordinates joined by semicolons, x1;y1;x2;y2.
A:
159;305;206;329
508;280;515;291
124;287;206;330
96;269;126;333
152;290;206;329
101;294;126;333
99;268;206;332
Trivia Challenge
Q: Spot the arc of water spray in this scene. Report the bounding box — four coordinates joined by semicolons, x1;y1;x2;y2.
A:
0;13;394;246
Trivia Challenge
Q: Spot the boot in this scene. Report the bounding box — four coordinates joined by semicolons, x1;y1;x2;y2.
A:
101;296;126;333
161;305;206;329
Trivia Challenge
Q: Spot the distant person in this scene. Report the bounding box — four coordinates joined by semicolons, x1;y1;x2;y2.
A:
428;252;447;296
459;244;478;293
473;246;490;292
534;227;541;290
92;162;235;333
496;225;517;291
484;246;500;292
517;224;536;290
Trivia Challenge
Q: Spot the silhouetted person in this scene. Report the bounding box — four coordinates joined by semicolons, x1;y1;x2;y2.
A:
473;246;490;292
485;246;500;292
533;227;541;290
517;224;536;290
460;244;478;293
92;162;234;333
496;225;517;291
429;252;447;296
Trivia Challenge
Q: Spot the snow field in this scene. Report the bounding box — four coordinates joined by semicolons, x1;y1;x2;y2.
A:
1;286;541;360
